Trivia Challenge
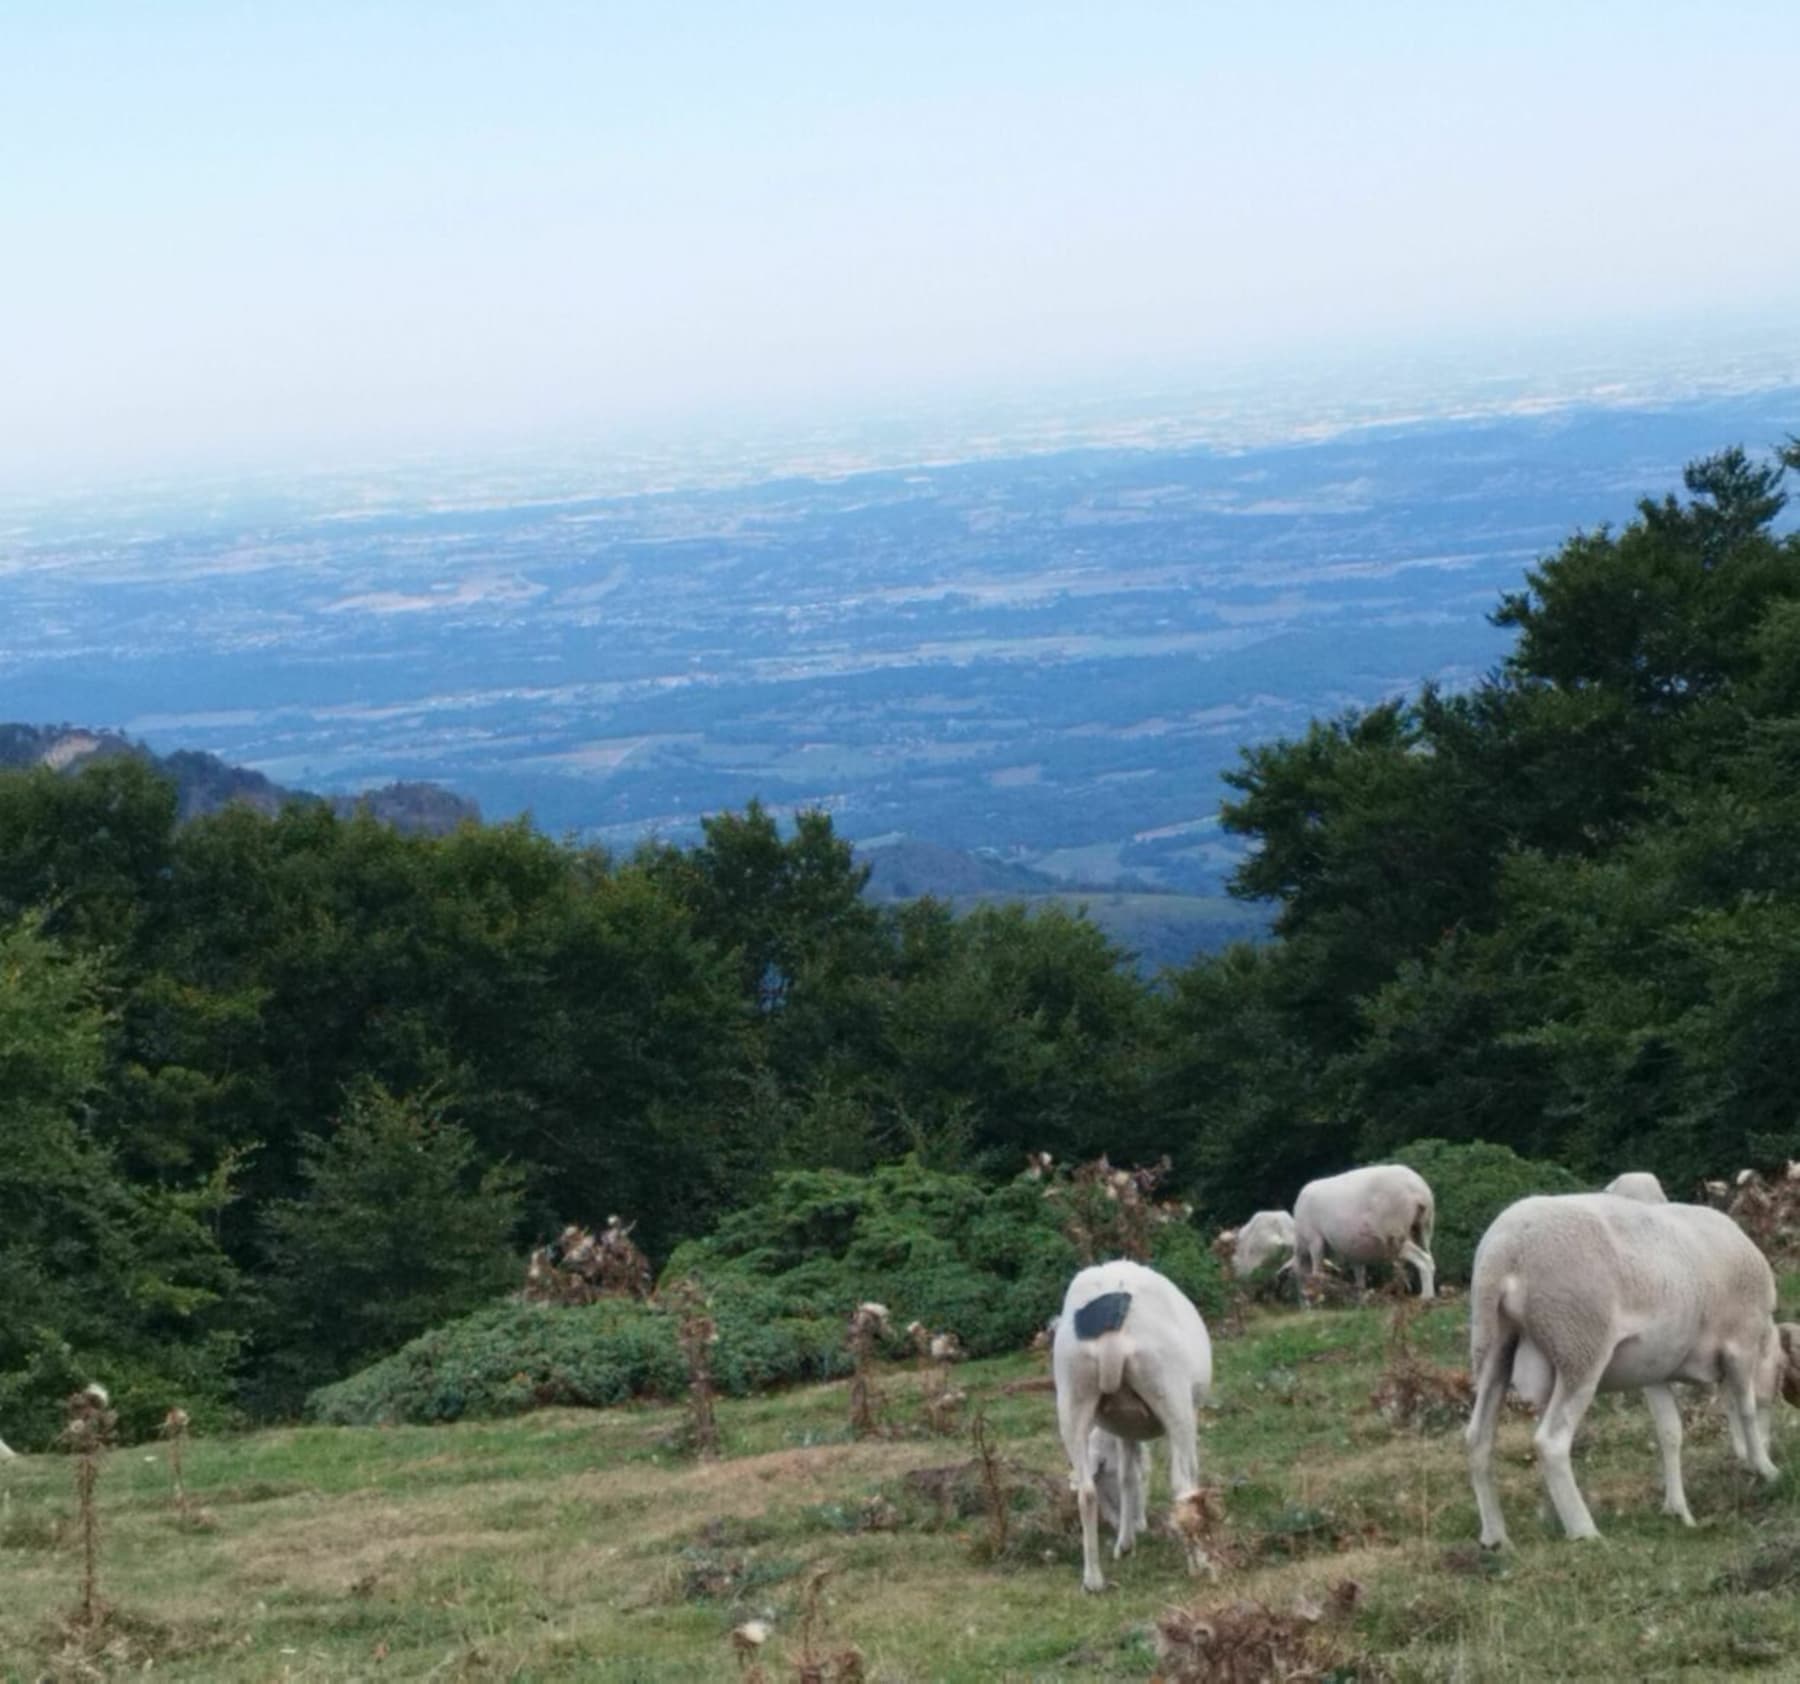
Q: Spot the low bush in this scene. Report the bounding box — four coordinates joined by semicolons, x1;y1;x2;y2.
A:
309;1158;1225;1425
308;1290;848;1426
1390;1136;1584;1283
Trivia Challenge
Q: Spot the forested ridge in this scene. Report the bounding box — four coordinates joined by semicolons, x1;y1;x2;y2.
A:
4;444;1798;1445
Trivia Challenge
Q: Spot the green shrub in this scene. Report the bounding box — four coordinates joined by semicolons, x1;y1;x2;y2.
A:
1390;1137;1584;1283
309;1158;1226;1425
307;1292;848;1426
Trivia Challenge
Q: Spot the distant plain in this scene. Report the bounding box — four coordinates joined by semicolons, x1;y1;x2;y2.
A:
4;387;1798;963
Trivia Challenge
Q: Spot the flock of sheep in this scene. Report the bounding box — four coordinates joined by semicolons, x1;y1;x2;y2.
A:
8;1159;1796;1607
1054;1162;1800;1591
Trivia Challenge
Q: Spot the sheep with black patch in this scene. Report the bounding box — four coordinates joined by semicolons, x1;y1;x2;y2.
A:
1052;1258;1213;1592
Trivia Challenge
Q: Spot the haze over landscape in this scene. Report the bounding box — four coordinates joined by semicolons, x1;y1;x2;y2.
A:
7;0;1800;481
6;3;1800;966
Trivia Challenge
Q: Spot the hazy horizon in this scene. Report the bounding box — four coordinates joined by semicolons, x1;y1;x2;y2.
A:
6;2;1799;489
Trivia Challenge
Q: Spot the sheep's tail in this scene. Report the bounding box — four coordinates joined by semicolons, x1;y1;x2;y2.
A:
1097;1332;1131;1396
1469;1263;1523;1389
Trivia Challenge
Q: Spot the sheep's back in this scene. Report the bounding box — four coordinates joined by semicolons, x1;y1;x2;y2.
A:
1297;1165;1430;1261
1054;1258;1211;1399
1475;1195;1775;1362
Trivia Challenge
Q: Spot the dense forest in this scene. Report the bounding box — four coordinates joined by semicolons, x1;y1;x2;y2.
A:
4;444;1798;1443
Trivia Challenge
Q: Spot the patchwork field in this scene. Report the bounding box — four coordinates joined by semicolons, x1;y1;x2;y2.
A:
6;1297;1800;1681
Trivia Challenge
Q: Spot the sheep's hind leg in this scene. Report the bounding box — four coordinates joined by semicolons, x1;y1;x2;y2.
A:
1135;1442;1154;1544
1058;1387;1107;1592
1294;1233;1323;1309
1720;1384;1749;1463
1399;1239;1436;1299
1642;1385;1694;1526
1535;1367;1604;1540
1721;1354;1779;1481
1114;1442;1149;1559
1128;1369;1210;1576
1467;1332;1515;1548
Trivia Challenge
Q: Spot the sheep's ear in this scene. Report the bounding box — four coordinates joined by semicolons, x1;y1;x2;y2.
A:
1779;1323;1800;1408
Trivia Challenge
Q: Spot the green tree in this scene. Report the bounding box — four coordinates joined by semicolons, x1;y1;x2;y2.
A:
645;800;884;1012
0;756;178;949
886;902;1152;1172
259;1082;525;1404
1495;446;1794;708
0;915;240;1445
1148;941;1337;1219
1208;444;1800;1182
640;802;897;1171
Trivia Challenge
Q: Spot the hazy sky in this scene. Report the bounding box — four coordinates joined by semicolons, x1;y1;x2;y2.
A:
4;1;1798;483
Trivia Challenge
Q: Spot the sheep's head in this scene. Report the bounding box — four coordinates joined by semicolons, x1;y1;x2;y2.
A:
1232;1210;1296;1279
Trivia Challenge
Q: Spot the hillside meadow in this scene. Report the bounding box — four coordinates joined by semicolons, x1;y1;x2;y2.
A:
8;1291;1800;1682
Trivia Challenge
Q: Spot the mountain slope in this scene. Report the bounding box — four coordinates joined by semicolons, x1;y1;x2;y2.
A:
0;723;480;835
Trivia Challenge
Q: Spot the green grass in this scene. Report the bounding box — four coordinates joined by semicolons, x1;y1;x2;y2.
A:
6;1295;1800;1680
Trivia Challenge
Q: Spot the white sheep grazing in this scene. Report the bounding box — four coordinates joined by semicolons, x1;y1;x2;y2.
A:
1467;1193;1800;1545
1230;1210;1298;1280
0;1434;14;1459
1603;1171;1668;1203
1292;1164;1436;1299
1053;1258;1212;1592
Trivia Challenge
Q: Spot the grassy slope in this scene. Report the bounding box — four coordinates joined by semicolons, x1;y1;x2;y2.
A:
6;1296;1800;1681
